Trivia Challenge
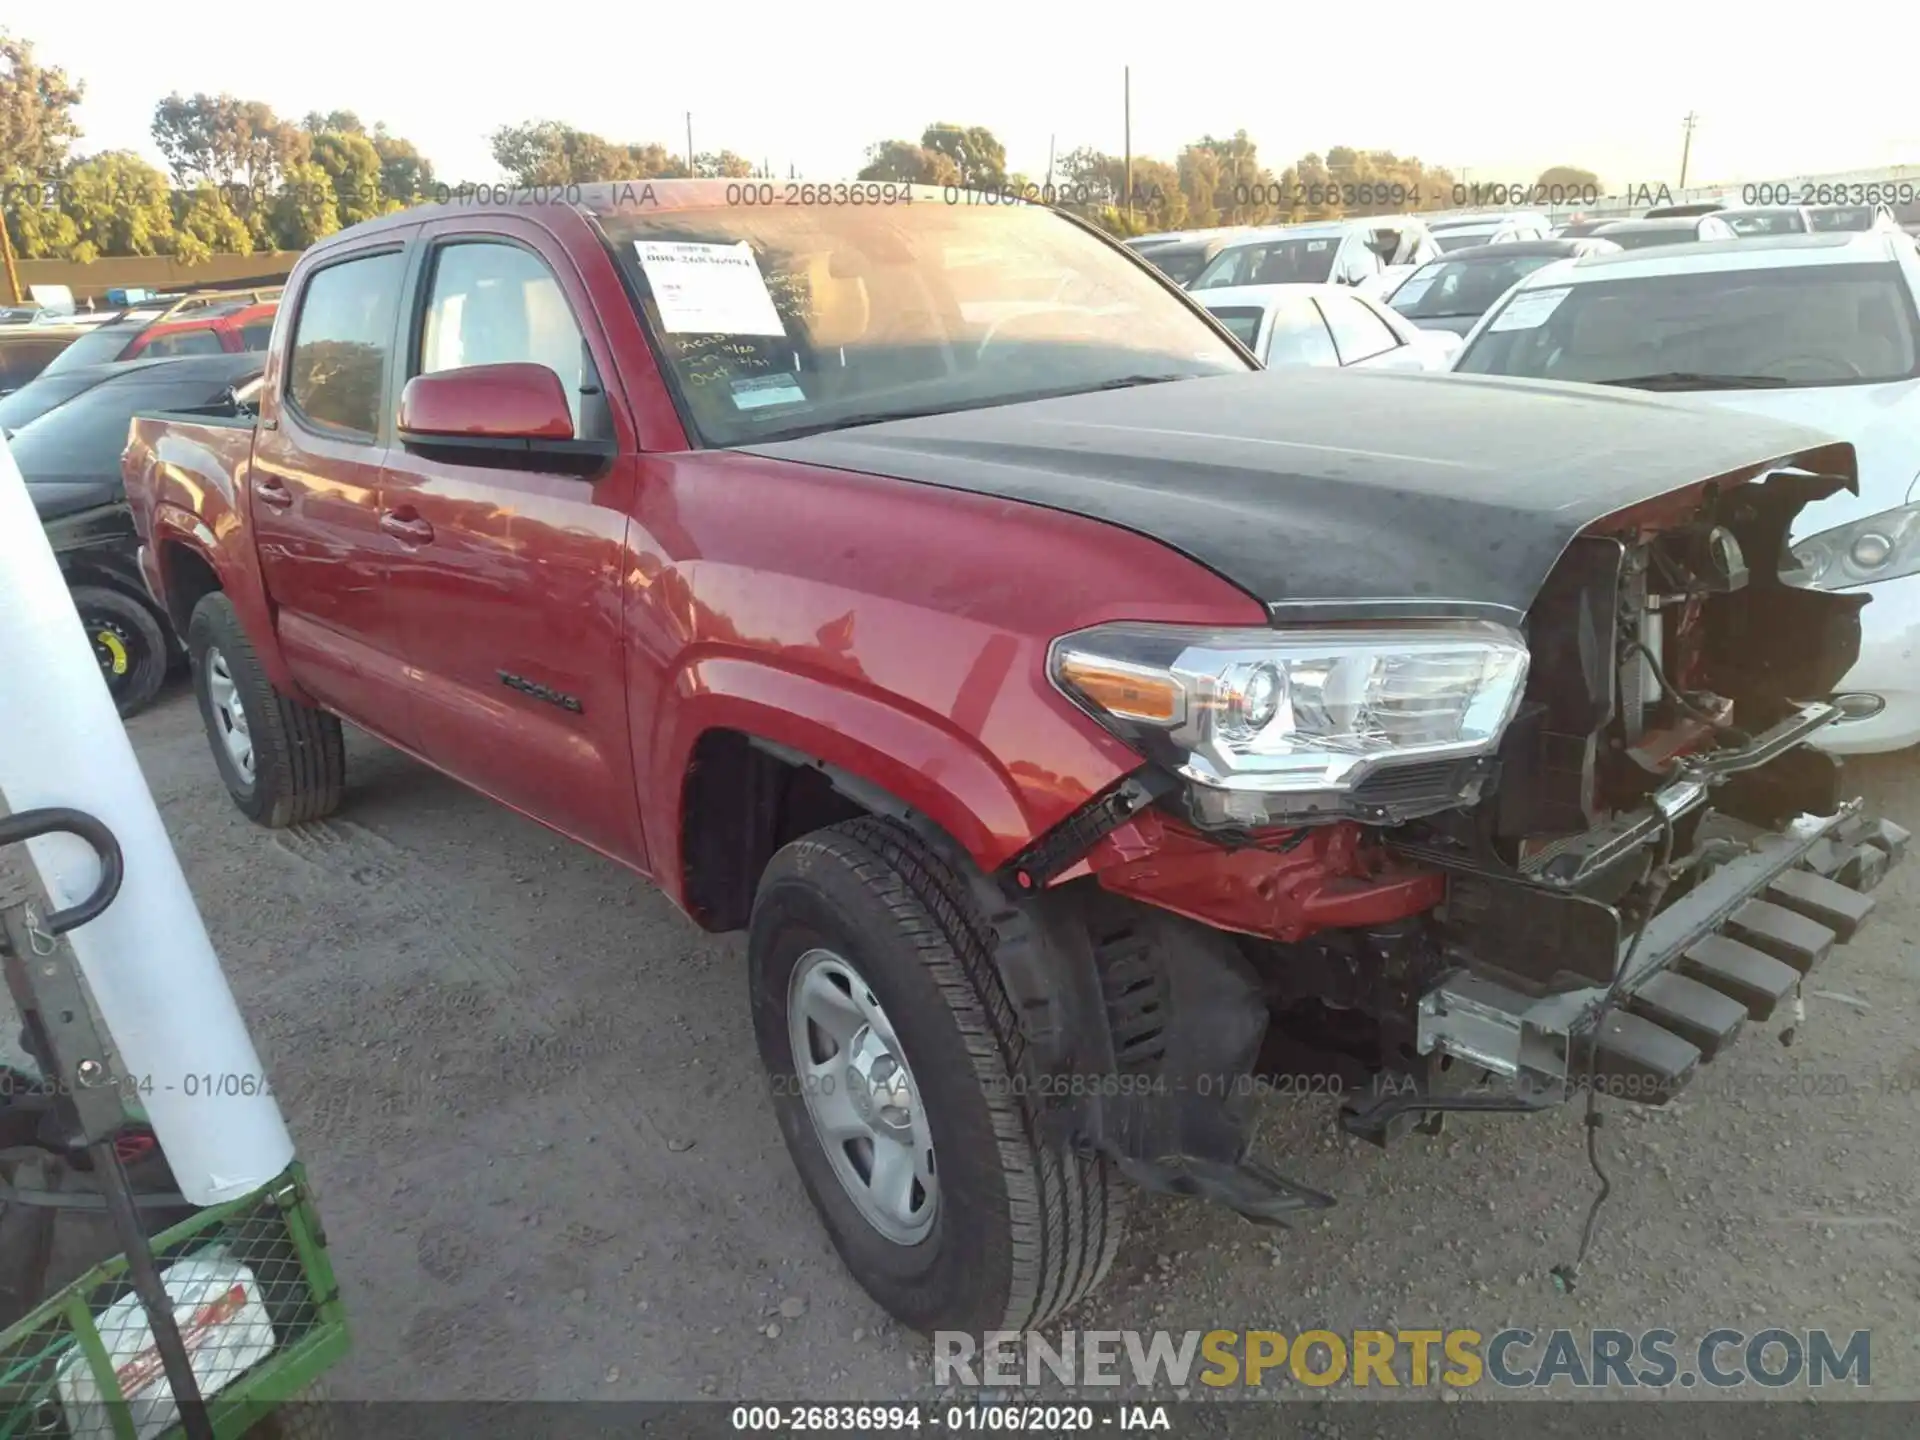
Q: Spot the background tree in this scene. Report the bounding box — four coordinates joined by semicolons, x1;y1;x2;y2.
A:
152;92;308;191
369;125;434;202
856;138;959;185
171;181;254;263
57;151;174;261
1056;147;1188;234
693;150;755;178
1537;164;1602;195
266;159;339;248
1;29;85;261
491;121;689;185
920;124;1006;189
310;129;390;227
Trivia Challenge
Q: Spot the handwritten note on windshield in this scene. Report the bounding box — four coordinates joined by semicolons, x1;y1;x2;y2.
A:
634;241;788;336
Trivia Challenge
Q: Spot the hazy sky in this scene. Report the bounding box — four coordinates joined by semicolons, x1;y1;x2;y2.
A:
23;5;1919;194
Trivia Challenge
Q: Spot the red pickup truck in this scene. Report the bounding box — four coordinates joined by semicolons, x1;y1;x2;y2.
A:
124;181;1906;1333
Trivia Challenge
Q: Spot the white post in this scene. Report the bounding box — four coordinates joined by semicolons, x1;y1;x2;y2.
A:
0;442;293;1205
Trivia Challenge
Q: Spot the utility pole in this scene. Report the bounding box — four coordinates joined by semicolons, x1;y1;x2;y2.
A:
686;113;695;177
1123;67;1132;225
1045;134;1055;191
1679;112;1698;190
0;213;20;306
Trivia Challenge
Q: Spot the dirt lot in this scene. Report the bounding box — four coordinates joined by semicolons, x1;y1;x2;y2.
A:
30;685;1920;1401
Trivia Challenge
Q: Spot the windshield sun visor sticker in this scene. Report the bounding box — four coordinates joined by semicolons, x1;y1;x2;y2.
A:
1488;285;1572;332
730;373;808;410
633;241;788;336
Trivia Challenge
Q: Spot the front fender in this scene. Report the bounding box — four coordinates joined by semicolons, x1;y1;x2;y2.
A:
647;654;1125;902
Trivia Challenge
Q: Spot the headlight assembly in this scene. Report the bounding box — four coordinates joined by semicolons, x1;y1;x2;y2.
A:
1787;502;1920;591
1049;620;1530;827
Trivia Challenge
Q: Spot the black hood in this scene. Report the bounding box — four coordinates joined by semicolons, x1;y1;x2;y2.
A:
742;369;1854;624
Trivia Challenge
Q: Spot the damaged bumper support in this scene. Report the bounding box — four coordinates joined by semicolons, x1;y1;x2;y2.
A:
1351;804;1909;1137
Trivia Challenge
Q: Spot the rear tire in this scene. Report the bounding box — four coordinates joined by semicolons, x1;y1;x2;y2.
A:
69;585;169;718
187;593;344;828
749;816;1126;1334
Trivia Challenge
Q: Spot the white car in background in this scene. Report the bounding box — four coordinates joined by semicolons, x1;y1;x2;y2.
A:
1197;283;1462;371
1427;212;1554;252
1189;217;1442;294
1451;230;1920;754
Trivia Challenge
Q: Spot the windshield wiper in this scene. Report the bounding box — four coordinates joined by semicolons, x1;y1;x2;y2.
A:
1591;371;1798;391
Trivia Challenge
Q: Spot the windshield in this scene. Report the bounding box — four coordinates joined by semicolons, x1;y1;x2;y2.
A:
1723;209;1806;236
36;323;139;377
1389;254;1562;319
1191;235;1343;289
1432;228;1499;253
1809;206;1875;232
1455;262;1919;388
1143;247;1210;285
597;201;1247;446
1597;228;1699;250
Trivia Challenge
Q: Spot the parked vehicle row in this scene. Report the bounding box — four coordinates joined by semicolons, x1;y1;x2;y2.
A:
107;181;1907;1341
1449;229;1920;753
0;287;279;397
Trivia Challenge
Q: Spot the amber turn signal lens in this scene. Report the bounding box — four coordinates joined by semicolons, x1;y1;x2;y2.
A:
1057;655;1181;723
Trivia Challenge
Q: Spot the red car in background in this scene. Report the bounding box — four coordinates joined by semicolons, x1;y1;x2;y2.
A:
125;300;278;359
31;290;280;381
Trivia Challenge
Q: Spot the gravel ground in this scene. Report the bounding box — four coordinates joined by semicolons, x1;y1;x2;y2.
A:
10;683;1920;1403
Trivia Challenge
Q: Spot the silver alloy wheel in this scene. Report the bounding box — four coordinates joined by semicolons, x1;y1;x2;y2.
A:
787;947;939;1245
204;647;255;784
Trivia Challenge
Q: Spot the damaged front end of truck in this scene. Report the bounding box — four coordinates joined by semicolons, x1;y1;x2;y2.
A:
973;442;1909;1227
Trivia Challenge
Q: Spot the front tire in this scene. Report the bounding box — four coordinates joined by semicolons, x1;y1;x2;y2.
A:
69;585;169;718
186;593;344;827
749;817;1126;1334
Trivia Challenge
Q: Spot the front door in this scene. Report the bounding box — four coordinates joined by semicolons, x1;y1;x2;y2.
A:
379;220;642;862
250;240;423;739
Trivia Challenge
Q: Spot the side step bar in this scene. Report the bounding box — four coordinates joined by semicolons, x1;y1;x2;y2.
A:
1392;808;1907;1122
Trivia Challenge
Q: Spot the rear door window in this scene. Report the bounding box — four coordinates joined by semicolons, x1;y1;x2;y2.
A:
286;250;407;438
1262;294;1340;367
1316;293;1403;365
138;328;225;358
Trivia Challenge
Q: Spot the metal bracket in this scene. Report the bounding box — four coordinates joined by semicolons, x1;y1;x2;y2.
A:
0;906;128;1146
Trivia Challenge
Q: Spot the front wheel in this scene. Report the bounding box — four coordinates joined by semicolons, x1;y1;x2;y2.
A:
69;585;169;718
749;817;1126;1334
186;593;345;827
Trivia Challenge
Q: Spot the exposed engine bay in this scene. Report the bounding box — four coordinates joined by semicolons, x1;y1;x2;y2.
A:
973;461;1907;1231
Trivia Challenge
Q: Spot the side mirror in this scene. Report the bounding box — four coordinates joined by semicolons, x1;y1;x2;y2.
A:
397;363;614;475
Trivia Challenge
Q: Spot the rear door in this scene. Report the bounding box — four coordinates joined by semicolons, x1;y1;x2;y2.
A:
249;235;423;738
379;217;642;862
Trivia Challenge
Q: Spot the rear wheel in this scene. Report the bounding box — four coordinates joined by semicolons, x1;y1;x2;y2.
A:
749;817;1126;1334
187;593;344;827
70;585;168;718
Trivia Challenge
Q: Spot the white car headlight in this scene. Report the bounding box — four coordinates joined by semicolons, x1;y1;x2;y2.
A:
1787;502;1920;591
1048;621;1530;827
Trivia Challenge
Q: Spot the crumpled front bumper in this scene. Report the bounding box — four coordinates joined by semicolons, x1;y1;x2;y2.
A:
1374;805;1908;1127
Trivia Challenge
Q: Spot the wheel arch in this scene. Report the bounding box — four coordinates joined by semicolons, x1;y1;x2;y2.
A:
653;657;1048;932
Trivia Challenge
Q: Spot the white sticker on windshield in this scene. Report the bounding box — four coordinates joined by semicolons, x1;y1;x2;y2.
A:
1488;285;1571;332
634;241;788;336
1307;240;1330;252
729;373;807;409
1391;273;1437;306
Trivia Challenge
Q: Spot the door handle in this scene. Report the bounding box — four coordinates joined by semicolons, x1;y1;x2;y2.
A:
252;476;294;509
379;510;435;545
